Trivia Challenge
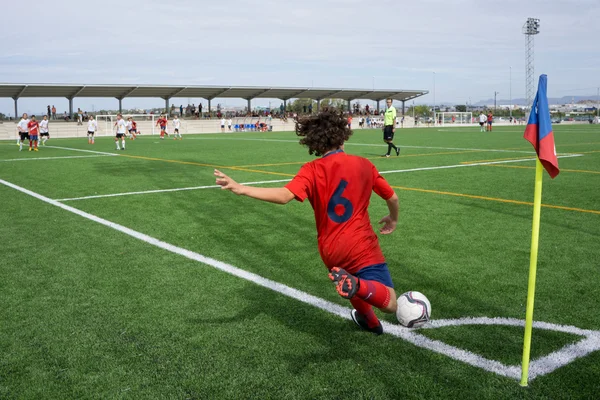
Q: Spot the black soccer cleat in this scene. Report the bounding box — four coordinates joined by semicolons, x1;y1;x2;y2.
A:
395;147;400;156
351;309;383;335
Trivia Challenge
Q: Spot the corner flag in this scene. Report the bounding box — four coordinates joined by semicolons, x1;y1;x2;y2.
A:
523;74;560;178
520;74;559;387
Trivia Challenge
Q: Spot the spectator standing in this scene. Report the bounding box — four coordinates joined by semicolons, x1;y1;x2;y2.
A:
180;105;183;116
47;105;51;118
77;108;83;125
51;105;56;120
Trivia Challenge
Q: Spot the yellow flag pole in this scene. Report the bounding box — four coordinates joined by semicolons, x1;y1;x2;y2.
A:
520;158;544;387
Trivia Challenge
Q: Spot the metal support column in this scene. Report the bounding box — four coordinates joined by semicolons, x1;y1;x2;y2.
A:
13;98;18;118
402;100;406;115
283;100;287;111
347;100;351;113
165;97;170;113
247;99;251;113
317;99;321;111
208;99;211;117
68;98;73;118
118;98;122;113
376;100;380;113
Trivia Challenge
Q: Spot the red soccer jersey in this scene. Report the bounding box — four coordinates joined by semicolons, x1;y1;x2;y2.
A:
487;114;493;122
285;150;395;274
156;118;166;127
132;121;137;129
27;121;39;135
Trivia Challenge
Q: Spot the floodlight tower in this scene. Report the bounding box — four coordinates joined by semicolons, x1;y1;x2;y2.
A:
523;18;540;115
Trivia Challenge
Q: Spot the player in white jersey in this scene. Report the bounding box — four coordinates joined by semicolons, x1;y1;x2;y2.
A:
114;114;127;150
478;112;486;132
39;115;50;146
87;116;98;144
172;116;182;140
17;113;29;151
227;118;232;131
220;118;225;133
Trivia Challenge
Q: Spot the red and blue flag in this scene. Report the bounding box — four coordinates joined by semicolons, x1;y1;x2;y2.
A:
524;74;560;178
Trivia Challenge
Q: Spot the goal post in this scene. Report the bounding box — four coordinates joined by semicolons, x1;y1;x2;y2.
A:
438;112;473;126
95;114;166;136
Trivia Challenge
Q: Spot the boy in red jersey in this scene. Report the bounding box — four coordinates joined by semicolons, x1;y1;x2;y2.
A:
214;110;400;335
156;115;168;139
127;117;138;140
27;115;40;152
487;112;493;131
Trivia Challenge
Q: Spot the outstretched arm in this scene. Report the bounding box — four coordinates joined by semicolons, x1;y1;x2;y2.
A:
214;169;294;205
378;192;399;234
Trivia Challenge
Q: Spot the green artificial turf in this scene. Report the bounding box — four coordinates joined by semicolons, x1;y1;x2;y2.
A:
1;124;599;399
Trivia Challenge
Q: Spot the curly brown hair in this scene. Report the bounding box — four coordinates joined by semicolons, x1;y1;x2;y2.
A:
294;109;353;156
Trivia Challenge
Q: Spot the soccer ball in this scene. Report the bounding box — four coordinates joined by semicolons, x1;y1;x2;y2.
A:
396;291;431;328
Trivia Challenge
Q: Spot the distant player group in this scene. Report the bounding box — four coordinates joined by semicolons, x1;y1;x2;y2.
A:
16;113;49;151
479;111;494;132
90;113;182;150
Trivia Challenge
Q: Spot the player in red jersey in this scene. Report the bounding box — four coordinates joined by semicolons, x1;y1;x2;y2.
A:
214;110;400;335
487;112;493;131
27;115;40;152
156;115;168;139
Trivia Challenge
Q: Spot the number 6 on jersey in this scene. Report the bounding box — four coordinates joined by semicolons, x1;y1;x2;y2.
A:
327;179;354;223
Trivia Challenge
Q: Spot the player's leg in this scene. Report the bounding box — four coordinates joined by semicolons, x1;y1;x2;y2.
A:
329;264;397;334
121;135;126;150
388;130;399;156
115;134;121;150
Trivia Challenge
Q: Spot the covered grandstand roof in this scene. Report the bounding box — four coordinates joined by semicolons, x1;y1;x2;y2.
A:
0;84;428;102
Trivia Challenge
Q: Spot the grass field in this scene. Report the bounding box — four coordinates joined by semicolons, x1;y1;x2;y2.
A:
1;124;599;399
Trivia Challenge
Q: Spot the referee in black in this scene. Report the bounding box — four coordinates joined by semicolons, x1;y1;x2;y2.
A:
382;98;400;157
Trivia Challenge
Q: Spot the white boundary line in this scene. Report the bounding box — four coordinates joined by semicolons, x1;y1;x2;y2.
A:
0;154;116;162
55;179;292;202
425;317;600;380
183;137;542;154
1;176;599;381
44;145;120;156
379;154;583;175
54;154;584;202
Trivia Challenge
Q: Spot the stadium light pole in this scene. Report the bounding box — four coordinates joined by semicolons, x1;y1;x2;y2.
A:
509;66;512;118
494;91;499;112
523;18;540;117
433;72;436;124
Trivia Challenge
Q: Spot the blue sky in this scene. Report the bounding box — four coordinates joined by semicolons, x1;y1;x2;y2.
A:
1;0;599;116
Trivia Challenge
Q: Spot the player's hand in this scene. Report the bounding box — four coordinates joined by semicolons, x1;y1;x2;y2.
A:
378;215;397;234
392;128;396;133
214;169;244;195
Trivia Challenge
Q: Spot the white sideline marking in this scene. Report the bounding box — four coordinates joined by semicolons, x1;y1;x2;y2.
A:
184;137;540;154
379;154;583;175
44;145;120;156
424;317;600;380
53;154;584;201
1;176;599;381
55;179;292;202
0;154;115;162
